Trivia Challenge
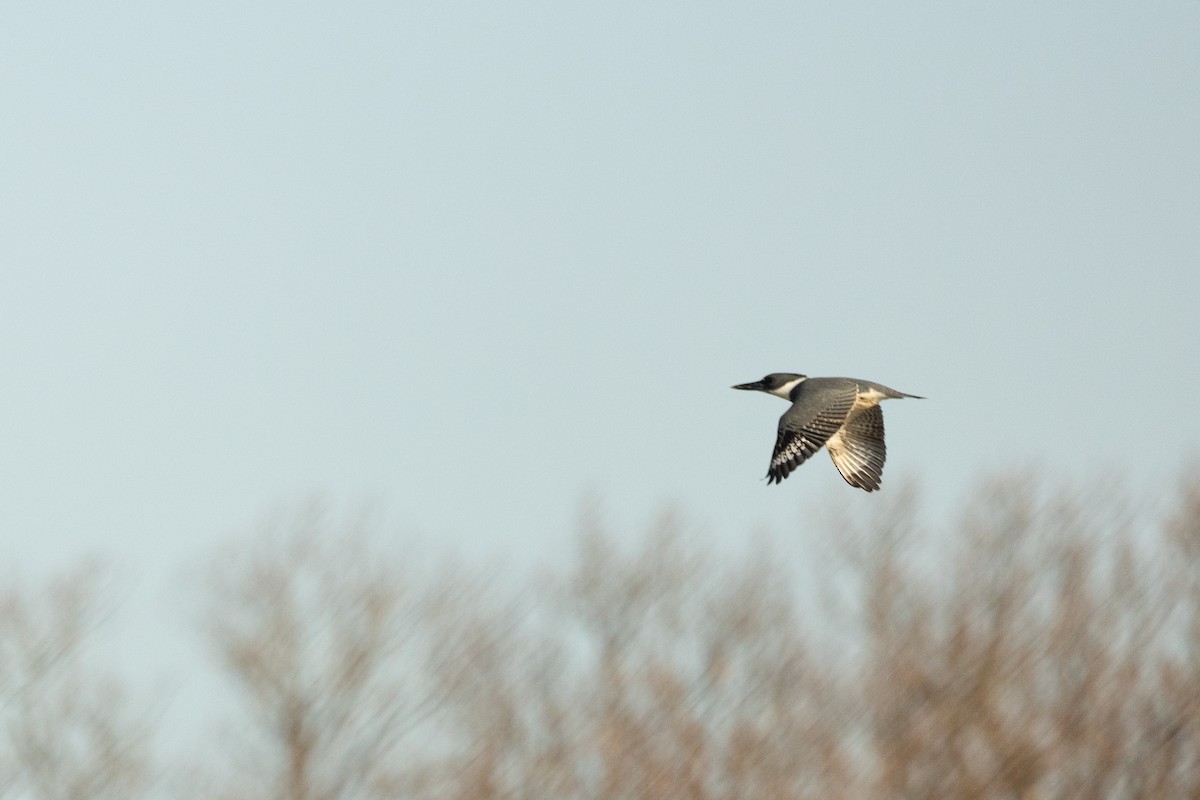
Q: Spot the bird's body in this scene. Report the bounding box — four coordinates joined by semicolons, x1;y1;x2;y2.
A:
733;373;923;492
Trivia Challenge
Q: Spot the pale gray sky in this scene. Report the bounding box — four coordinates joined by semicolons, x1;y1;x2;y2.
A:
2;0;1199;714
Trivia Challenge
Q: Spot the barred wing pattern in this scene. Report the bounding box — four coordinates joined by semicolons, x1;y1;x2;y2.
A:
767;387;857;485
826;405;887;492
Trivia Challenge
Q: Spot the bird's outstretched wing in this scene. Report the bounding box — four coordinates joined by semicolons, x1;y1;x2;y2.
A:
767;386;857;484
826;405;887;492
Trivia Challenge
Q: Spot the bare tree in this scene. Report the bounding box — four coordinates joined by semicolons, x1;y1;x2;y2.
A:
195;469;1200;800
0;564;154;800
422;474;1200;800
419;510;859;800
847;474;1198;799
195;502;477;800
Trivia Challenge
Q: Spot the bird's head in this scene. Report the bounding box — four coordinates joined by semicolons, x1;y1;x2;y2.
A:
732;372;807;400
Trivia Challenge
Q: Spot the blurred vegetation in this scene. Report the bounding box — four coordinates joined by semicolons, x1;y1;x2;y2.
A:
3;469;1200;799
0;564;153;799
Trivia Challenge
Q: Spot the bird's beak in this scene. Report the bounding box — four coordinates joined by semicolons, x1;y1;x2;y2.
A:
732;381;765;391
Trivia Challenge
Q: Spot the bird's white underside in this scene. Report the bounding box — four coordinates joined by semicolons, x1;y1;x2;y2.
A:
826;430;878;486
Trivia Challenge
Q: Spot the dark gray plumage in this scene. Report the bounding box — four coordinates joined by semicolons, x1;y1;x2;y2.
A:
732;373;923;492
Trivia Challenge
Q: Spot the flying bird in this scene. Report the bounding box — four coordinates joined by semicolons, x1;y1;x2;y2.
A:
733;373;923;491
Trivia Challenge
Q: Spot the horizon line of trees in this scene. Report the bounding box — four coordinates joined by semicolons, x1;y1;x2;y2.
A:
3;467;1200;799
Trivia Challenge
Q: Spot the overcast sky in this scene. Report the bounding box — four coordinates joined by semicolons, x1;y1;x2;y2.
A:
3;0;1199;719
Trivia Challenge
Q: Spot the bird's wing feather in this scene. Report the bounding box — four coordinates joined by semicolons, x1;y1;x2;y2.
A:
767;386;858;484
827;405;887;492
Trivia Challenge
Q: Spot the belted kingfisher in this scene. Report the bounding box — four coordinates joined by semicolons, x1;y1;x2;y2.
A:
732;373;923;492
